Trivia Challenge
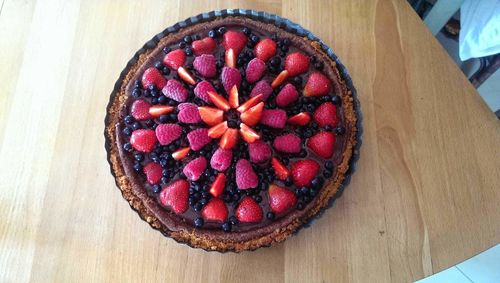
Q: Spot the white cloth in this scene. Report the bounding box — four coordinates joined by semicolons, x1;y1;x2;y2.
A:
459;0;500;61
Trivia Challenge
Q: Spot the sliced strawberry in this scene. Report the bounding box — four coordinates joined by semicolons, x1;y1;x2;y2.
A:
207;91;230;111
271;70;288;88
271;157;290;181
219;128;238;150
268;184;297;214
235;196;263;223
239;123;260;143
307;131;335;159
202;198;228;222
172;147;190;160
163;49;186;70
209;173;226;198
177;66;196;85
228;85;239;108
191;37;216;55
208;121;228;138
160;179;189;214
131;99;152;121
313;102;338;127
130;129;157;153
240;102;264;127
285;52;310;77
291;159;320;187
222;30;247;55
149;105;174;118
304;72;331;97
237;93;263;113
254;38;277;62
198;106;224;126
287;112;311;126
141;67;167;89
143;162;162;184
225;48;236;68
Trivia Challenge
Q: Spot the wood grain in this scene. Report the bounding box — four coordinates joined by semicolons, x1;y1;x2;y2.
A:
1;0;499;282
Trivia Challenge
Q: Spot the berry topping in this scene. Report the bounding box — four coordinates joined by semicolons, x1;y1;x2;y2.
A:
177;66;197;85
187;128;211;151
172;147;190;160
273;133;301;153
287;112;311;126
219;128;238;150
240;102;264;127
210;148;233;172
202;198;228;222
191;37;216;55
207;91;231;111
208;121;228;138
237;94;263;113
143;162;162;184
271;70;288;88
163;49;186;70
304;72;331;97
183;157;207;181
248;140;272;163
268;184;297;214
239;123;260;143
155;124;182;145
313;102;338;127
275;83;298;107
193;54;217;78
245;58;266;83
250;80;273;101
162;79;188;102
225;48;236;68
130;129;157;153
254;38;277;62
236;159;258;190
235;196;263;223
307;131;335;159
198;106;224;126
177;103;202;124
291;159;320;187
228;85;239;108
149;105;174;118
222;30;247;55
141;67;167;89
130;99;152;121
285;52;310;77
221;67;242;93
209;173;226;198
260;109;287;129
271;157;290;180
194;80;215;103
160;179;189;214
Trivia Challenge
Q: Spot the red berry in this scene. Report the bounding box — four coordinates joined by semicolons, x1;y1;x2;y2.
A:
187;128;211;151
271;157;290;181
250;80;273;101
304;72;331;97
273;133;301;153
191;37;216;55
222;30;247;55
202;198;228;222
141;67;167;89
194;80;215;103
221;67;242;94
245;58;266;83
291;159;320;187
313;102;338;127
177;103;201;124
254;38;277;62
268;184;297;214
162;79;188;102
287;112;311;126
260;109;287;129
307;131;335;159
248;140;272;163
285;52;310;77
183;157;207;181
159;179;189;214
193;54;217;78
130;129;157;153
130;99;152;121
143;162;162;184
235;159;258;190
155;124;182;145
210;148;233;172
275;83;298;107
235;196;263;223
163;49;186;70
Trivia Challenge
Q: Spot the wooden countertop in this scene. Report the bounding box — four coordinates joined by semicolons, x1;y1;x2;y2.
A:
1;0;499;282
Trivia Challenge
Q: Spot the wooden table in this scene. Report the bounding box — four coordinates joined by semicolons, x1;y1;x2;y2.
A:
1;0;499;282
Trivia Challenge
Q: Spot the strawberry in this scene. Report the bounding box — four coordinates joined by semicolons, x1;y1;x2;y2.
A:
155;124;182;145
271;157;290;181
248;140;271;163
250;80;273;101
245;58;266;83
239;123;260;143
237;93;263;113
285;52;310;77
307;131;335;159
177;103;201;124
130;99;152;121
225;48;236;68
193;54;216;78
187;128;211;151
221;67;242;93
304;72;331;97
273;133;301;153
210;148;233;172
194;80;215;103
177;66;196;85
143;162;162;184
275;83;298;107
130;129;157;153
141;67;167;89
163;49;186;70
172;147;190;160
235;196;263;223
271;70;288;88
287;112;311;126
149;105;174;118
254;38;277;62
202;198;228;222
260;109;287;129
240;102;264;127
208;121;228;138
222;30;247;55
162;79;188;102
268;184;297;214
207;91;230;111
235;159;258;190
191;37;216;55
313;102;338;127
291;159;320;187
198;106;224;126
228;85;239;109
183;156;207;181
219;128;238;150
159;179;189;214
209;173;226;198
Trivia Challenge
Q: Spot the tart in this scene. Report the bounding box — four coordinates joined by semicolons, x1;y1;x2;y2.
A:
105;10;360;252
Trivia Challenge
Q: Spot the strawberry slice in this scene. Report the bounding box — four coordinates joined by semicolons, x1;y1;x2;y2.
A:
191;37;216;55
222;30;247;55
235;196;263;223
163;49;186;70
285;52;310;77
271;70;288;88
219;128;238;150
130;129;157;153
225;48;236;68
304;72;331;97
237;93;263;113
239;123;260;143
198;106;224;126
240;102;264;127
209;173;226;198
172;147;190;160
268;184;297;214
141;67;167;89
149;105;174;118
307;131;335;159
229;85;239;108
207;91;230;111
208;121;228;138
287;112;311;126
254;38;277;62
291;159;320;187
201;198;228;222
271;157;290;181
177;66;196;85
160;179;189;214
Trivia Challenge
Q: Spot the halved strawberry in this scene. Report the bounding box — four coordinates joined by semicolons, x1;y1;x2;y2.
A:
198;106;224;126
313;102;338;127
271;157;289;181
307;131;335;159
254;38;277;62
285;52;310;77
304;72;331;97
291;159;320;187
209;173;226;198
191;37;216;55
239;123;260;143
222;30;247;55
268;184;297;214
240;102;264;127
143;162;162;184
149;105;174;118
172;147;190;160
287;112;311;126
141;67;167;89
207;91;230;111
131;99;152;121
130;129;157;153
201;198;228;222
225;48;236;68
163;49;186;70
271;70;288;88
237;93;263;113
208;121;228;138
160;179;189;214
229;85;239;108
219;128;238;150
235;196;263;223
177;66;196;85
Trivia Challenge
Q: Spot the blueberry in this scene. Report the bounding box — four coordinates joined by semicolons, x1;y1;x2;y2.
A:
311;177;324;190
133;162;142;172
292;76;303;86
236;58;243;67
325;161;333;170
168;113;177;121
194;217;204;227
254;195;262;203
283;38;290;46
331;95;341;105
122;142;133;152
134;153;144;162
159;115;169;123
266;212;275;220
131;122;141;130
279;51;287;57
277;40;284;48
160;159;168;167
323;170;333;178
145;119;155;128
134;79;141;88
183;35;192;43
162;46;171;54
324;125;333;131
161;66;170;76
311;122;318;129
282;157;290;165
184;47;193;56
306;104;315;113
303;195;311;203
270;57;281;67
123;127;133;136
300;187;309;195
334;126;346;135
297;202;304;210
310;56;317;63
229;216;238;225
216;60;224;69
124;115;134;125
194;202;203;212
217;26;227;35
131;88;141;98
284;178;293;186
250;34;259;43
193;34;201;40
314;61;324;70
271;34;278;41
158;95;167;104
280;45;289;52
152;184;161;193
222;222;232;232
241;27;251;35
208;29;216;38
178;41;186;48
154;61;163;69
199;198;208;206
